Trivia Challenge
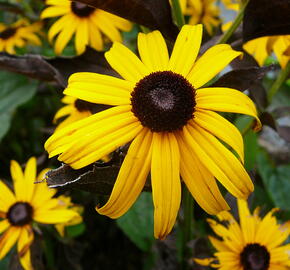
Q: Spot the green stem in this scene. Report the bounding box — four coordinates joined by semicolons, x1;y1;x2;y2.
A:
181;186;194;270
268;62;290;101
171;0;185;28
140;26;150;34
217;0;249;44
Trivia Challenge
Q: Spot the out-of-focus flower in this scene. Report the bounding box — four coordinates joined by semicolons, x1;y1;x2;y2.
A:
0;158;80;270
0;20;42;54
195;199;290;270
41;0;132;55
222;0;241;11
179;0;220;35
45;24;261;239
244;35;290;68
54;196;83;237
53;96;92;130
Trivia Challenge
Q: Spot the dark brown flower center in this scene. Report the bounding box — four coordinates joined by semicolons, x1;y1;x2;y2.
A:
7;202;33;226
240;244;270;270
71;1;95;17
131;71;196;132
0;27;17;40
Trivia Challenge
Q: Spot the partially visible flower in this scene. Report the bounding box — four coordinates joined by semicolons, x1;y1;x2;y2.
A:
54;196;83;237
179;0;220;35
41;0;132;55
0;157;79;270
222;0;241;11
45;24;261;239
0;20;42;54
195;199;290;270
244;35;290;68
53;96;92;130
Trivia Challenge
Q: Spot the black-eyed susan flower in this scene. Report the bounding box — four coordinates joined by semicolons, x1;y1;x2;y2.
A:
179;0;220;35
53;96;92;130
0;157;79;270
0;20;42;54
195;199;290;270
41;0;132;55
45;24;261;239
244;35;290;68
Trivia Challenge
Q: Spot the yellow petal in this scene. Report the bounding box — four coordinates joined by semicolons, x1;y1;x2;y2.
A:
151;133;181;239
168;24;203;77
0;226;21;259
41;6;70;18
177;132;230;214
88;20;103;51
24;157;37;202
0;181;16;212
10;160;26;201
75;19;89;55
188;44;242;88
34;209;78;224
138;30;169;71
183;124;254;199
0;219;10;234
97;129;152;218
105;42;150;82
193;109;244;163
196;87;261;131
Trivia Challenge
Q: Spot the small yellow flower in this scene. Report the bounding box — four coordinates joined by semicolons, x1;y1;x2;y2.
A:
195;199;290;270
244;35;290;68
41;0;132;55
179;0;220;35
0;157;80;270
45;25;261;239
53;96;92;130
0;20;42;54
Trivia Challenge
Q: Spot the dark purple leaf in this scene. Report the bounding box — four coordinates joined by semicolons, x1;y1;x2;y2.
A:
243;0;290;42
75;0;179;40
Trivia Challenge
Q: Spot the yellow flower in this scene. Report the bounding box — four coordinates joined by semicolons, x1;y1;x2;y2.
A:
41;0;132;55
222;0;241;11
244;35;290;68
0;20;42;54
54;195;83;237
179;0;220;35
195;199;290;270
45;24;261;239
53;96;92;130
0;157;79;270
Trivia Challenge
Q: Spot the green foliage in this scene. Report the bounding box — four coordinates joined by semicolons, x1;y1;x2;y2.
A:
66;223;86;238
0;71;37;141
117;192;154;252
257;151;290;211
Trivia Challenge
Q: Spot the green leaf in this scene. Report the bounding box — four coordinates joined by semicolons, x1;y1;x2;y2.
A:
244;130;258;171
116;192;154;252
257;151;290;211
66;223;86;238
0;71;37;141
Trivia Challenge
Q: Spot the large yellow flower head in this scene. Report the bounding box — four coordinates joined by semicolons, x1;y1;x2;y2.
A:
244;35;290;69
41;0;132;55
195;199;290;270
179;0;220;35
45;24;261;239
0;19;42;54
0;157;80;270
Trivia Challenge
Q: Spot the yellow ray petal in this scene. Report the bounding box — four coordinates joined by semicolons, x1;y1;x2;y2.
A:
75;19;89;55
196;87;261;131
188;44;242;88
168;24;203;77
0;219;10;234
183;124;254;199
34;209;78;224
138;30;169;71
193;109;244;163
0;226;21;259
31;182;56;209
105;42;150;82
97;129;152;218
88;20;103;51
151;133;181;239
177;132;229;214
40;6;70;18
48;14;71;43
10;160;26;201
17;226;33;261
23;157;37;202
0;181;16;211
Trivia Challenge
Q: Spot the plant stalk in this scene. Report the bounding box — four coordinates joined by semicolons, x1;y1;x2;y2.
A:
171;0;185;28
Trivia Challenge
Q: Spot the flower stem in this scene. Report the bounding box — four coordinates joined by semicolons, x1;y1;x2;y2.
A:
171;0;185;28
181;186;194;270
268;62;290;101
217;0;249;44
